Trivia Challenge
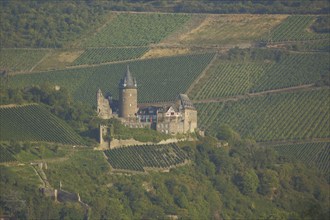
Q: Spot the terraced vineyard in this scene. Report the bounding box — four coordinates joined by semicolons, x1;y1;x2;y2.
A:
0;145;16;163
273;142;330;174
196;88;329;141
0;49;49;72
190;61;267;99
253;53;329;91
263;15;329;42
82;13;191;47
8;53;215;104
190;53;329;100
0;104;85;144
104;143;189;172
72;47;149;65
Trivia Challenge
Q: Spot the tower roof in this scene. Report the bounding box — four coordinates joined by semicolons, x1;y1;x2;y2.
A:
176;94;195;110
120;65;137;89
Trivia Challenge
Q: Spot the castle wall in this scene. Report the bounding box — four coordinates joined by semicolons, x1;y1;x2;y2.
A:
119;88;137;118
97;90;112;119
183;109;198;133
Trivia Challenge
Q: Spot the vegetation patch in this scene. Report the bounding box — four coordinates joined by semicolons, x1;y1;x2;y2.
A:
273;142;330;175
0;1;109;48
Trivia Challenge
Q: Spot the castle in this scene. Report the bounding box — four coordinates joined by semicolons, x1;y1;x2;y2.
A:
97;66;197;135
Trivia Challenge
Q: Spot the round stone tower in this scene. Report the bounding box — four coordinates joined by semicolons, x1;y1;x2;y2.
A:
119;65;138;118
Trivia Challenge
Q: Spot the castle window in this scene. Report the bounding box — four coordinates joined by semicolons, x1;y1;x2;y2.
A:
129;104;132;107
129;93;132;96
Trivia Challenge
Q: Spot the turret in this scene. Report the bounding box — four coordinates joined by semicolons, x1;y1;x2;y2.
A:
119;66;138;118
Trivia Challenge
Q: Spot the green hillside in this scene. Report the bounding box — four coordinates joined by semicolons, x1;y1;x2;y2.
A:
196;88;329;141
7;53;215;104
190;52;330;100
0;104;85;145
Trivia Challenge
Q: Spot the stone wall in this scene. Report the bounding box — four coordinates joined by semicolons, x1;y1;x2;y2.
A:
108;137;190;149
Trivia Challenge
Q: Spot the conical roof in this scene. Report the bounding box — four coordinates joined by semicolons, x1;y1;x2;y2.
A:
119;65;137;89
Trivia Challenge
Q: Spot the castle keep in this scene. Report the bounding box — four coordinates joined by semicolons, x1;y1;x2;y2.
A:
97;66;197;135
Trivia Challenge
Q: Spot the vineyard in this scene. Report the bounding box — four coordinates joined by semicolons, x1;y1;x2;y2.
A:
0;144;16;163
190;61;267;99
0;104;85;145
0;49;49;72
8;53;215;104
72;47;149;65
190;53;329;100
104;143;189;172
82;13;191;47
262;15;329;42
196;88;329;141
273;142;330;174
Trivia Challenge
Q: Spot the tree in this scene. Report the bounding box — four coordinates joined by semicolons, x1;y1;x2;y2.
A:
258;169;279;196
237;169;259;195
216;124;241;144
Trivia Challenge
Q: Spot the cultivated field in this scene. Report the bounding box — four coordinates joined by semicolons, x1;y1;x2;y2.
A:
0;49;49;72
196;88;329;141
190;52;329;100
7;53;215;104
81;13;191;47
0;144;16;163
0;104;85;144
104;143;189;172
262;15;330;42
